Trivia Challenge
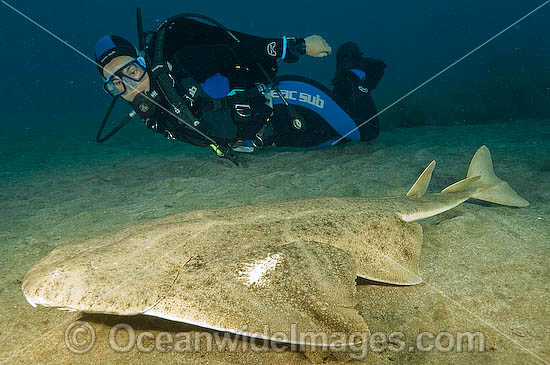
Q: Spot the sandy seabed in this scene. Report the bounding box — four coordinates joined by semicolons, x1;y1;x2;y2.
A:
1;120;549;364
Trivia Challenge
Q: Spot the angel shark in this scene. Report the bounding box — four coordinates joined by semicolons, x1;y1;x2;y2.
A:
22;145;528;348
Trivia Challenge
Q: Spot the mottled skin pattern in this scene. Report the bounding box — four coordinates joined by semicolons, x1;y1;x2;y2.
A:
22;146;529;349
23;197;426;346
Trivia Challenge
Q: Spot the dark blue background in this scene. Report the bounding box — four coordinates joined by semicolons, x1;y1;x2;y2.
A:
1;0;549;136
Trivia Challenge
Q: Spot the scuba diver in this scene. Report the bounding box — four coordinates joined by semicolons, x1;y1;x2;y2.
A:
94;10;386;165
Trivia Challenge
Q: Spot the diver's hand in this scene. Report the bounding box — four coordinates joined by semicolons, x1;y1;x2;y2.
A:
305;35;332;58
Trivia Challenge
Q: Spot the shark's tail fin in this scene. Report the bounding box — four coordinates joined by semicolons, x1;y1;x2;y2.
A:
400;146;528;223
442;145;529;207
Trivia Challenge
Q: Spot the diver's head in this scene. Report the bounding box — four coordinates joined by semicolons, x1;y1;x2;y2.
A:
94;35;150;102
101;55;151;102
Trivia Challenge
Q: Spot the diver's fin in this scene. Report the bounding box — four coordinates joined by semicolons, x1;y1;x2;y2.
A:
466;145;529;207
407;161;436;198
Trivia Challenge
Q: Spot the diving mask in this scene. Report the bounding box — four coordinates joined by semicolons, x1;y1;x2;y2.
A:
103;58;147;97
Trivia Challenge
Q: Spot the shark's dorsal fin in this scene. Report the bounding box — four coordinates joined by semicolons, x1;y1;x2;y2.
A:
441;176;481;194
407;160;436;198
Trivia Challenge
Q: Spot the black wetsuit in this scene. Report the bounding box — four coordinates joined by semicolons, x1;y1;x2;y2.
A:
142;17;381;149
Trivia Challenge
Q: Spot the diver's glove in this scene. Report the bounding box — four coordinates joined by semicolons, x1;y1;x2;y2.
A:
304;35;332;58
278;36;331;62
281;37;307;63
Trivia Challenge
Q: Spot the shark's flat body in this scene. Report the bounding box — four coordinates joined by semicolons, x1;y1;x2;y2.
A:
22;146;528;347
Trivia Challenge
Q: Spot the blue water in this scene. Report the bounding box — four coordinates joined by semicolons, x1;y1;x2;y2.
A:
2;2;550;363
1;0;549;137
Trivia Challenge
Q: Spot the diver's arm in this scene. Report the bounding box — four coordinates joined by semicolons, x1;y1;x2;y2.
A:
142;114;212;147
169;40;303;84
225;36;307;64
141;115;177;140
170;35;331;80
229;34;331;63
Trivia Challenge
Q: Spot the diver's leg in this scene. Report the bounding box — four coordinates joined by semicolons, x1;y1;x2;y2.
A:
332;42;385;142
265;105;339;148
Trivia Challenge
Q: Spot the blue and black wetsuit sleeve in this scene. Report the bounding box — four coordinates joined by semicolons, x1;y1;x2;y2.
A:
225;36;307;64
171;36;307;81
